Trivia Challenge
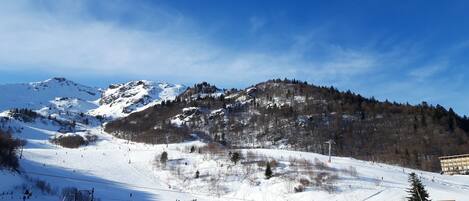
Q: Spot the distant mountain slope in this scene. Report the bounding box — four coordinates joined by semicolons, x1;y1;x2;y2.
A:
105;79;469;172
0;77;99;112
0;78;185;121
89;80;185;119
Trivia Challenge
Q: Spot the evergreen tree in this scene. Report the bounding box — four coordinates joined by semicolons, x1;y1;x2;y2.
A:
190;146;195;153
448;108;455;132
160;151;168;165
407;172;430;201
265;163;273;179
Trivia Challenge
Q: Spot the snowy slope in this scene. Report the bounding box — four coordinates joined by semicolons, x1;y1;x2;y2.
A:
90;80;185;119
1;118;468;201
0;78;185;122
38;97;97;115
0;77;100;112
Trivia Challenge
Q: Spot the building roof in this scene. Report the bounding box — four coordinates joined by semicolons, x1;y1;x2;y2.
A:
439;153;469;160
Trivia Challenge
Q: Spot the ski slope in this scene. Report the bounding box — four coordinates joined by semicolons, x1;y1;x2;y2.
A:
1;118;468;201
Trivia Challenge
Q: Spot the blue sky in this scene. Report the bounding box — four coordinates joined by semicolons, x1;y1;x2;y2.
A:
0;0;468;115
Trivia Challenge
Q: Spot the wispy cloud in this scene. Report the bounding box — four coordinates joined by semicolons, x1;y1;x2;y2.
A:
409;62;447;81
0;1;467;114
0;1;381;86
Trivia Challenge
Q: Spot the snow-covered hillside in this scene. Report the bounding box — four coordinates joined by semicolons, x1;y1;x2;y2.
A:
1;78;468;201
0;78;185;122
1;111;469;201
0;77;99;112
1;124;469;201
89;80;185;119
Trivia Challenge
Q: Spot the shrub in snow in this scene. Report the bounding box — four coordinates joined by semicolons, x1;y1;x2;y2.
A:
314;172;339;193
294;184;305;193
50;135;85;148
230;152;241;164
206;143;224;156
0;130;22;170
35;180;54;195
299;178;311;186
50;134;98;148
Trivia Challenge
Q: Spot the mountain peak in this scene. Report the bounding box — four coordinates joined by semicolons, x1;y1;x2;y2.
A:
0;78;100;112
50;77;67;82
91;80;185;119
31;77;86;89
40;77;71;84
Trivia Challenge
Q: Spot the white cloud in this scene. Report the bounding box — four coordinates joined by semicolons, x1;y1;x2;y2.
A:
0;2;467;114
0;1;380;87
409;62;447;81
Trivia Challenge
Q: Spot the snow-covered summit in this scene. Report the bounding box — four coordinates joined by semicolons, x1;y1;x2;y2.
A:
0;78;186;122
90;80;186;119
0;77;100;112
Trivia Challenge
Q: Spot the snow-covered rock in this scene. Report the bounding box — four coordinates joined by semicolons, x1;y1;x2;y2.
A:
90;80;185;119
0;78;185;122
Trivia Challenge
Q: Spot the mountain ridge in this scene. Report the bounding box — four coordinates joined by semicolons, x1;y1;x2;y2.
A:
105;78;469;172
0;77;186;120
1;77;468;172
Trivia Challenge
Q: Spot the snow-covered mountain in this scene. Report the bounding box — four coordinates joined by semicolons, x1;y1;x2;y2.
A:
89;80;185;119
0;77;100;112
0;78;185;122
1;78;468;201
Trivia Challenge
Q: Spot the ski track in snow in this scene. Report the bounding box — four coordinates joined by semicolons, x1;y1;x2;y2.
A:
1;121;469;201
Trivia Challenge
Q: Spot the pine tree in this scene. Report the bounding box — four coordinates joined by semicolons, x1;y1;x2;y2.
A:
160;151;168;166
265;163;273;179
407;172;430;201
448;108;455;132
190;146;195;153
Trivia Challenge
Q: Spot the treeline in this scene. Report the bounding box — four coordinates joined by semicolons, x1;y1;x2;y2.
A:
9;108;39;122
